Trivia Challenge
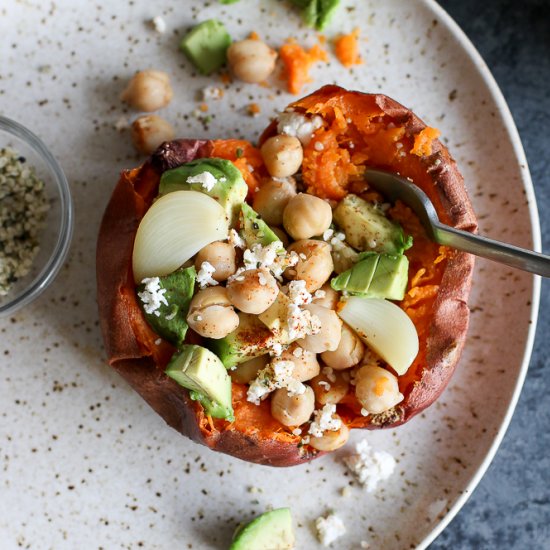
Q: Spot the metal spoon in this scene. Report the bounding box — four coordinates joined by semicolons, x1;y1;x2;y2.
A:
364;168;550;277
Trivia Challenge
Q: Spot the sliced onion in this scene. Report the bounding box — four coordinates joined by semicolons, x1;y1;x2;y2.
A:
132;190;229;282
337;296;419;375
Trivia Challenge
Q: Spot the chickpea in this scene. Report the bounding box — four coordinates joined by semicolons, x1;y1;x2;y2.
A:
121;70;173;112
297;304;342;353
285;240;333;292
261;135;303;178
227;39;277;84
271;386;315;427
187;287;239;339
282;193;332;240
230;355;269;384
131;115;175;155
226;268;279;314
270;226;290;248
312;284;340;310
252;177;297;226
311;370;350;405
279;343;320;382
354;365;404;414
309;419;349;451
195;241;236;282
321;323;365;370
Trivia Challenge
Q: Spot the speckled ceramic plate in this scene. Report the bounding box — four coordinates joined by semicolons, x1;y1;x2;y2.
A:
0;0;540;548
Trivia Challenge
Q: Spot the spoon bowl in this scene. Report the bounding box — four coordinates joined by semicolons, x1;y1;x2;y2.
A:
364;168;550;277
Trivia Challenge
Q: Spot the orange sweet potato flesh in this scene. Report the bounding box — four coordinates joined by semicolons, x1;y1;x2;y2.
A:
97;86;476;466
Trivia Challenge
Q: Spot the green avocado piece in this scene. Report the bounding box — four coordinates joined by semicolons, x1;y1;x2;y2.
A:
180;20;231;75
136;267;196;347
207;313;280;368
366;253;409;301
230;508;295;550
333;194;412;255
165;345;234;421
290;0;341;30
330;253;379;293
159;158;247;226
240;203;281;248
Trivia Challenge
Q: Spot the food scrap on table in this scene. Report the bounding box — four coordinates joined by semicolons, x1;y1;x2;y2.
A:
315;512;346;547
289;0;342;31
279;40;329;94
334;28;363;67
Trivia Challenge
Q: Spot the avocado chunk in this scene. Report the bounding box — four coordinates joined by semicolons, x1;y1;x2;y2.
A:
240;203;281;248
136;267;196;347
333;194;412;255
331;252;409;300
290;0;341;30
159;158;247;225
367;253;409;300
330;253;378;293
258;291;293;344
230;508;295;550
180;20;231;75
165;345;234;420
207;313;280;368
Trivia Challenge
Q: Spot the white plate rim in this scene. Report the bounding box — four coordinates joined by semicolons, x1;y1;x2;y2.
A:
418;1;542;547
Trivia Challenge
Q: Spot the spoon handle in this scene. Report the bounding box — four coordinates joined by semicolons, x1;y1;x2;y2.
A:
433;223;550;277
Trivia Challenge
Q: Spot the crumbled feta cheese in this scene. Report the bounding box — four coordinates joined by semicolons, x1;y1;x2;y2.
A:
196;261;218;288
318;381;331;391
286;378;306;396
267;341;284;357
292;346;303;358
165;309;177;321
368;238;377;249
186;171;217;192
277;111;323;145
242;241;296;281
138;277;168;316
151;15;166;33
247;360;295;405
287;279;312;306
322;366;336;383
308;404;342;437
301;435;310;445
292;428;302;436
314;141;325;151
201;85;223;101
154;338;162;345
361;408;369;416
314;289;326;299
343;439;396;493
286;303;321;340
315;513;346;547
228;229;246;249
322;228;334;241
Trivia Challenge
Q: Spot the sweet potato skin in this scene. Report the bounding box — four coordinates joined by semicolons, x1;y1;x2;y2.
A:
97;87;477;466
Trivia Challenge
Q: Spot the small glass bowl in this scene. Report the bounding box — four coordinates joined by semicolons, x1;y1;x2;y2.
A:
0;116;73;316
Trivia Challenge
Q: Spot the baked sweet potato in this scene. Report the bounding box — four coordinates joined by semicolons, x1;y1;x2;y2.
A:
96;85;476;466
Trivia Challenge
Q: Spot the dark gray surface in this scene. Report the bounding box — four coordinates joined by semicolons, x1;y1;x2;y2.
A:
433;1;550;548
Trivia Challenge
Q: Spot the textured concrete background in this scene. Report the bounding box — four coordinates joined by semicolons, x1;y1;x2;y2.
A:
433;1;550;547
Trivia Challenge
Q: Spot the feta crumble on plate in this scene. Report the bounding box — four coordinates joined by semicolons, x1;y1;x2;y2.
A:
315;512;346;547
343;439;396;493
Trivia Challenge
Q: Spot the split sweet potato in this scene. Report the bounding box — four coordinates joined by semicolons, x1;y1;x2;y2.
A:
96;85;476;466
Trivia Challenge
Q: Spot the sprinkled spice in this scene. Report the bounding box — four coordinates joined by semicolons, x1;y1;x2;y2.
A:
0;148;49;296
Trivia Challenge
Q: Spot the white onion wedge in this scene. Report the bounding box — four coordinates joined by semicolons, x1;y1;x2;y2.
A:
132;190;229;282
337;296;419;375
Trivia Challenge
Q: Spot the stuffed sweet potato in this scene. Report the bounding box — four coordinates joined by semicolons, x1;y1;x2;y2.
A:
96;85;476;466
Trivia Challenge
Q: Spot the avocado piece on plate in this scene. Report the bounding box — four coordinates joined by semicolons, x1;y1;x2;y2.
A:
159;158;247;225
230;508;295;550
136;266;196;347
180;19;231;75
333;194;412;255
240;203;281;248
165;344;234;421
